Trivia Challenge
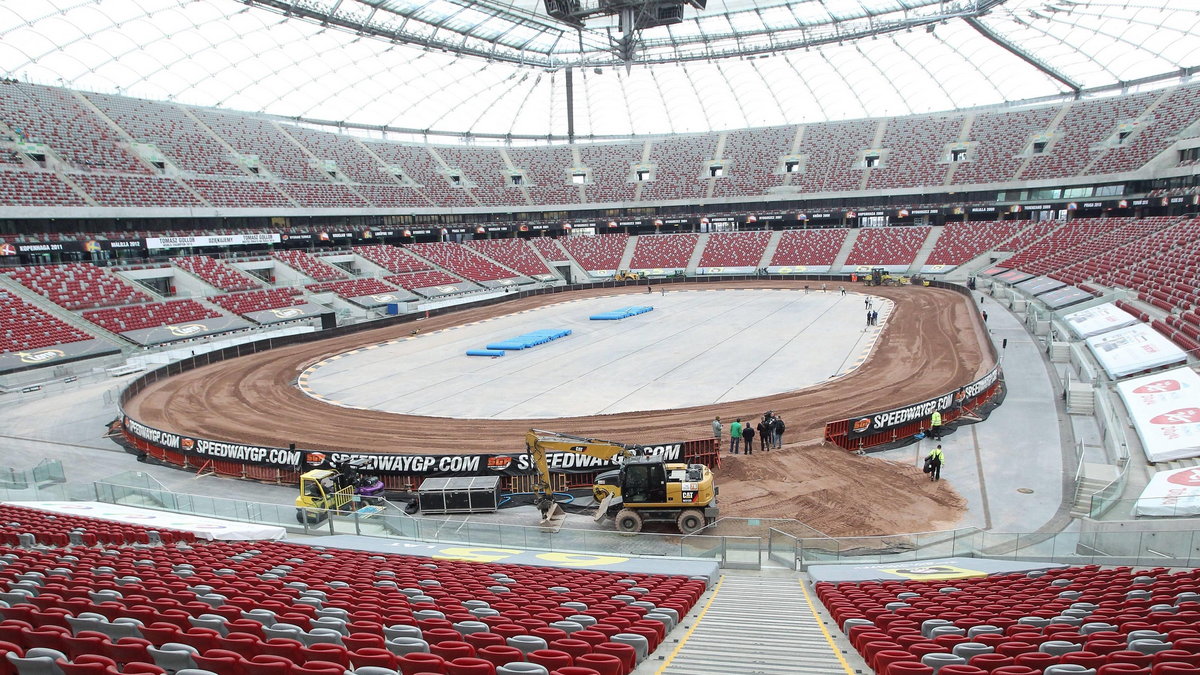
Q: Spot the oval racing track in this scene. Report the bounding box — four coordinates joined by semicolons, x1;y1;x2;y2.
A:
125;281;994;456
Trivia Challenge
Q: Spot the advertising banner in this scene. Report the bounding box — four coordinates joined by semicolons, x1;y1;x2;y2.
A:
347;291;419;308
1015;276;1066;296
1062;302;1138;339
1117;366;1200;463
1088;323;1187;379
146;234;282;249
1039;286;1094;309
120;316;254;346
765;265;832;274
122;415;691;477
0;339;120;374
696;266;757;275
243;303;328;325
1134;466;1200;516
847;366;1000;438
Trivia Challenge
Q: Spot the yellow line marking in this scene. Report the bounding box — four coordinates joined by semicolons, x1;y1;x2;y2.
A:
655;575;724;674
798;578;856;675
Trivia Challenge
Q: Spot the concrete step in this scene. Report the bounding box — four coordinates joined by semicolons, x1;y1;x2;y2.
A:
618;234;637;271
830;230;859;270
759;230;783;268
659;575;853;675
909;225;943;273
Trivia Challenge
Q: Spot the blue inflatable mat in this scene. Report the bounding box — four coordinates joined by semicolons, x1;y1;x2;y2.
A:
590;305;654;321
466;349;506;357
483;328;572;351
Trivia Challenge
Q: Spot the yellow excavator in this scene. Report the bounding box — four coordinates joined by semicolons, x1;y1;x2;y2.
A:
525;429;719;534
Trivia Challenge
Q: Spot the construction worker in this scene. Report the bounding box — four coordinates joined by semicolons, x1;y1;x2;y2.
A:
926;445;944;482
930;410;943;440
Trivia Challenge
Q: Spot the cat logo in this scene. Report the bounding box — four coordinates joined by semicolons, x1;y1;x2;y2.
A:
271;307;304;319
167;324;207;337
18;349;65;364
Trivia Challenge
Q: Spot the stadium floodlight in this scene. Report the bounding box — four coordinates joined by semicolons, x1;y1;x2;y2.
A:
541;0;705;63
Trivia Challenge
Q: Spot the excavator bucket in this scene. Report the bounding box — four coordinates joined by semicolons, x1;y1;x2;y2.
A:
593;493;615;522
539;501;567;531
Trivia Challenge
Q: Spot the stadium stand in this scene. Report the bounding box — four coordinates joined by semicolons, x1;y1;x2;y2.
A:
437;146;527;207
306;278;399;298
629;233;700;269
174;256;261;292
507;145;579;205
408;242;519;282
352;245;431;274
698;231;771;267
0;503;703;675
210;287;305;317
924;221;1023;266
183;178;295;208
1010;217;1169;278
353;183;431;207
819;564;1200;675
559;233;629;272
4;263;151;310
1088;84;1200;175
767;228;849;267
364;142;474;208
385;270;465;290
866;115;961;189
0;170;87;206
950;107;1059;185
273;250;348;282
84;91;245;176
81;299;221;333
279;182;368;208
640;136;716;201
580;143;641;203
465;239;554;277
1001;219;1114;273
844;226;930;267
191;108;328;182
67;174;204;208
995;220;1061;253
0;83;148;174
1021;93;1158;180
796;119;876;192
712;126;795;198
281;125;392;184
0;289;94;351
531;236;570;262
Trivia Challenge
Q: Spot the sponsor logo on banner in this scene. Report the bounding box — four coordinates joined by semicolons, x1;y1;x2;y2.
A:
1167;468;1200;486
122;415;692;476
1151;408;1200;425
1134;379;1183;394
436;286;458;293
271;307;304;319
848;366;1000;438
371;294;398;303
18;348;65;364
0;244;15;256
85;240;102;252
852;418;871;434
168;324;207;337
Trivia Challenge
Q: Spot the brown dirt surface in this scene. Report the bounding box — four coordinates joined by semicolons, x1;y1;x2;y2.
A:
124;281;992;536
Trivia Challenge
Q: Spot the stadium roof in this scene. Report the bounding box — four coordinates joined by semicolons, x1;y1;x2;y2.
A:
0;0;1197;140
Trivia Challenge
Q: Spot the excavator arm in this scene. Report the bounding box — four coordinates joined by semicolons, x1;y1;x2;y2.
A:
525;429;638;523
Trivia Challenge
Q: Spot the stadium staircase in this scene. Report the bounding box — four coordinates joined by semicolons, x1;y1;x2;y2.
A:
758;230;784;268
908;225;944;273
829;229;860;270
686;232;710;272
659;574;854;675
617;235;637;271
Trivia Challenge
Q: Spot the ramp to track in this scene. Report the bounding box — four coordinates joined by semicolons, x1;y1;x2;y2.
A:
657;573;854;675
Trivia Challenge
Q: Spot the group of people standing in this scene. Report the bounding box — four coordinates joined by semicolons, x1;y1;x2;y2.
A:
713;413;785;454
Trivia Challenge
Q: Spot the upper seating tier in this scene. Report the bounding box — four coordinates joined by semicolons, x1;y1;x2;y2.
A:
4;263;151;310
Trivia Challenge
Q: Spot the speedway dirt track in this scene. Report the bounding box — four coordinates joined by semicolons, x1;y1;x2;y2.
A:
125;281;991;535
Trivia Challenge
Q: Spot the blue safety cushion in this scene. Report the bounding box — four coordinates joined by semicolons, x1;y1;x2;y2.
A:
466;349;506;356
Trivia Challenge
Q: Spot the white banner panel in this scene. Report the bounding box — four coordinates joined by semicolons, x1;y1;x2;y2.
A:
696;266;756;275
146;233;282;249
1134;466;1200;516
1063;302;1139;339
1117;366;1200;463
4;501;286;540
1086;323;1186;379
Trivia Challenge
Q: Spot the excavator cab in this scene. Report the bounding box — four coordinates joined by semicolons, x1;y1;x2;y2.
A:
619;460;667;504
